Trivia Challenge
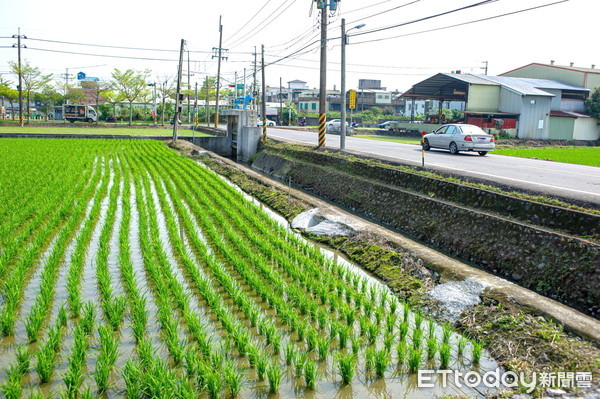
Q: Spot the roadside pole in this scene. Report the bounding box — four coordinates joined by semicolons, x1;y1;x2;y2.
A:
261;44;267;143
317;1;328;148
421;130;426;167
173;39;185;143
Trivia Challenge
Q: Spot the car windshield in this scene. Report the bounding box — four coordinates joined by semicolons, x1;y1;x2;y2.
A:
459;125;487;135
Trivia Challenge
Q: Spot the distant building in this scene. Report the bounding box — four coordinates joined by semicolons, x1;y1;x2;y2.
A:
501;62;600;90
359;79;386;90
402;73;597;140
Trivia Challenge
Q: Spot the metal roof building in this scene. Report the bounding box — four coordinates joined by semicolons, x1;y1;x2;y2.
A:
402;73;597;140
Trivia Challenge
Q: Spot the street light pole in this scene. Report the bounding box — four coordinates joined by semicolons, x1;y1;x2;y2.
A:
340;19;365;150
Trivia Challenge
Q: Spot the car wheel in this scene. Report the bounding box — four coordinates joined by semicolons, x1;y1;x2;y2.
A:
449;142;459;154
422;139;431;151
478;151;488;156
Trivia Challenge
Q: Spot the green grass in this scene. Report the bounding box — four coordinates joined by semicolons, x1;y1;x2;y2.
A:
493;147;600;167
351;134;422;145
0;126;211;137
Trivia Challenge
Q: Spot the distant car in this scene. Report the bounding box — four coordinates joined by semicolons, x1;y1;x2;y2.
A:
105;116;117;123
379;121;394;129
170;118;182;125
422;124;495;156
257;118;276;127
326;119;349;132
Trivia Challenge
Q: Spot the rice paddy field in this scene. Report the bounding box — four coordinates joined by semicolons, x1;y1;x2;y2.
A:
0;138;496;398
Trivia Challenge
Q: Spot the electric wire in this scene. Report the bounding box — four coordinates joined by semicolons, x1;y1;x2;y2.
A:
224;0;273;44
351;0;569;45
345;0;423;26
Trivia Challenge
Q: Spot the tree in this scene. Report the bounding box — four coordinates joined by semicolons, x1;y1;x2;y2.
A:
101;89;124;119
9;60;53;123
281;102;298;125
157;75;175;126
111;68;151;126
585;87;600;119
82;80;112;123
34;84;62;119
0;78;18;118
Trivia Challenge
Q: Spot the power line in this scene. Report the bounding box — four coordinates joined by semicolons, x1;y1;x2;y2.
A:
352;0;498;37
227;0;298;49
26;47;183;62
340;0;394;15
224;0;273;44
352;0;569;45
346;0;423;26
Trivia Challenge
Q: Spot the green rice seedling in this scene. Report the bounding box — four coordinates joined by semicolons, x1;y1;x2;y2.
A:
457;337;468;357
256;353;269;380
345;308;356;327
205;371;222;399
15;344;30;374
375;307;384;325
413;310;424;330
367;322;379;344
355;293;364;310
271;332;282;355
427;319;436;340
338;325;352;349
439;343;451;369
351;336;361;355
408;347;422;373
247;345;259;368
304;360;319;390
123;360;142;397
294;351;308;378
317;336;332;360
403;302;410;323
317;309;328;330
359;317;369;337
224;362;245;398
28;388;45;399
397;340;408;365
267;363;285;393
369;286;377;303
374;349;390;378
363;300;373;318
58;303;68;327
386;313;396;334
329;322;339;342
306;329;318;352
383;332;395;352
1;365;22;399
210;349;223;369
412;326;424;349
63;359;85;396
284;342;296;365
442;322;452;345
380;290;389;309
36;346;57;383
365;346;375;371
361;279;368;293
337;353;357;385
390;299;398;314
472;341;483;364
398;321;409;342
427;336;438;360
297;322;307;342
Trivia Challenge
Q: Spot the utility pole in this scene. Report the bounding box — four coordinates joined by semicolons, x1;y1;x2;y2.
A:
235;71;238;99
194;81;198;128
213;16;228;128
279;77;283;125
482;60;488;75
173;39;186;142
12;28;26;127
205;75;209;127
317;2;328;148
261;44;267;142
253;47;257;109
187;50;191;122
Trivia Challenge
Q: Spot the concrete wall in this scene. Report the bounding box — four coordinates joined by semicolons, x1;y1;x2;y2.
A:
252;147;600;317
573;117;600;141
467;85;500;112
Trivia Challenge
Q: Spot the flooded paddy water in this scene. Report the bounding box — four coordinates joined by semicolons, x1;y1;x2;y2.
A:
0;139;498;398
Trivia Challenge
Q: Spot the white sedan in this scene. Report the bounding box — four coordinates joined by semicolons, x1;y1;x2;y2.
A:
257;118;276;127
422;124;495;156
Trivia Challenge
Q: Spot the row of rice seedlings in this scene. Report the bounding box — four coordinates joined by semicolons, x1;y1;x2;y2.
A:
23;162;105;342
0;343;32;399
62;302;95;396
93;325;120;392
95;157;126;330
34;303;69;384
66;158;112;318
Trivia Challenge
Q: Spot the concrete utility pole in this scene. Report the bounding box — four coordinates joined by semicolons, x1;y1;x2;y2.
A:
317;3;328;148
213;16;228;128
279;77;283;125
341;18;365;150
187;50;191;121
253;47;257;109
205;75;209;127
194;81;198;127
173;39;186;142
261;44;267;142
482;60;489;75
12;28;26;127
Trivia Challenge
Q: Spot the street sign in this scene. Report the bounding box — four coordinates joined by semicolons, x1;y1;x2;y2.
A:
236;84;244;90
348;90;357;110
77;72;86;80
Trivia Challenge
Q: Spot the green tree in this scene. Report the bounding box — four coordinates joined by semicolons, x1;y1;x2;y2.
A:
34;84;62;119
111;68;151;126
157;75;176;126
280;102;298;125
9;60;53;123
101;89;124;119
585;87;600;118
0;78;18;118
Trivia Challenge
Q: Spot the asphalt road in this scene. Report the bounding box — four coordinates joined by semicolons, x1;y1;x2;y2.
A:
267;128;600;207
